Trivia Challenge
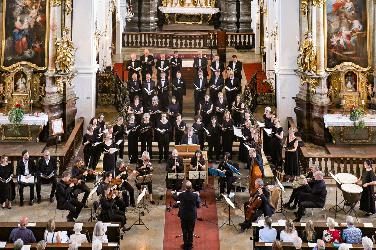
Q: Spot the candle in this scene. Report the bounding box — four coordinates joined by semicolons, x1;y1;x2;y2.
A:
361;100;365;105
4;99;7;104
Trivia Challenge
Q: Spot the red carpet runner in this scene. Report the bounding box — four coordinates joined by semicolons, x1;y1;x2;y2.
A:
163;177;220;250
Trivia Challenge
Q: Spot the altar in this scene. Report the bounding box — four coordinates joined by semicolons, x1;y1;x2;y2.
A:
158;6;219;24
0;113;49;142
324;114;376;145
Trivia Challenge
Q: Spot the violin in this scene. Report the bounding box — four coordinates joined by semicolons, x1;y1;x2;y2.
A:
67;178;80;186
118;164;135;174
107;189;121;199
245;189;263;221
110;178;123;186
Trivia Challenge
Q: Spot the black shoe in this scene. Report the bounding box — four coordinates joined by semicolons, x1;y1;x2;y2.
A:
29;200;34;206
49;196;54;203
20;201;24;207
37;198;41;204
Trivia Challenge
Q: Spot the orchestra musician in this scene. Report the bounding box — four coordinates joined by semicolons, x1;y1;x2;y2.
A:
140;49;154;81
210;54;224;76
215;92;227;124
221;111;234;158
283;165;319;210
56;171;84;222
189;150;206;191
113;116;126;160
239;178;274;232
97;171;127;212
142;73;156;109
156;113;171;163
199;94;213;127
172;72;186;114
247;148;264;194
225;71;241;110
139;113;153;158
170;51;182;80
36;150;57;203
127;73;142;104
231;94;245;127
82;125;94;168
115;160;136;207
136;151;155;204
156;54;169;80
157;71;170;111
125;53;141;81
128;95;144;125
99;186;128;231
0;155;13;209
293;171;327;222
71;159;91;207
174;114;186;146
192;115;205;151
206;116;221;162
217;152;239;199
102;133;117;173
166;149;184;191
193;71;207;115
209;70;224;105
181;127;200;145
193;51;208;77
126;114;139;164
17;150;36;206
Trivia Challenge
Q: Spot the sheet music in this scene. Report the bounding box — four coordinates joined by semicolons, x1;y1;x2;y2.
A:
308;243;317;248
264;128;272;135
116;140;123;145
137;187;148;204
244;144;251;151
257;121;265;128
277;220;286;226
21;245;31;250
276;177;285;192
257;219;265;227
108;148;119;154
19;175;34;184
88;186;98;199
93;142;102;147
0;242;6;248
222;194;235;209
364;223;373;227
330;172;341;184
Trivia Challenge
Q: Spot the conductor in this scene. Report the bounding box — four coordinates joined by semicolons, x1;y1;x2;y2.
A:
174;181;200;250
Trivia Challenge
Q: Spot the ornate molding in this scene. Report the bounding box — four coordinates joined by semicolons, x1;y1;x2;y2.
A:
55;28;76;74
51;0;72;14
297;32;317;74
312;0;326;6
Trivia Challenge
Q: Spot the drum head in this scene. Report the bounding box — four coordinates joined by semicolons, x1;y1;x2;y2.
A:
341;183;363;194
335;173;357;184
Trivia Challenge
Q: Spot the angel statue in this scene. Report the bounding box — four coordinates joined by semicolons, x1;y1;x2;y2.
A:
55;28;76;74
297;32;317;74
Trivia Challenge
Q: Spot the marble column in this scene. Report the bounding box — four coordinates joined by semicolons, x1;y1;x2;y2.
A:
113;0;124;63
140;0;158;31
72;0;98;129
311;3;330;106
253;0;261;54
371;2;376;107
238;0;252;32
223;0;237;31
125;0;140;31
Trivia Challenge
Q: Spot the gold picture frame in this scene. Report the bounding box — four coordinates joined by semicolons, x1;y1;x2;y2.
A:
1;0;50;71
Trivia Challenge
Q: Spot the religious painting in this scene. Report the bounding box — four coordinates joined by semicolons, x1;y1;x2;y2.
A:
326;0;368;69
13;71;28;93
1;0;49;71
344;71;357;92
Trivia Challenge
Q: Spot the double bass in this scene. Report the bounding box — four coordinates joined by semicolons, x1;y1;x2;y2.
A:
249;157;263;194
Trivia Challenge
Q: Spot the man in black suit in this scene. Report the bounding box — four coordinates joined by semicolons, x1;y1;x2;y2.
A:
17;150;36;206
181;127;200;145
140;49;154;81
157;71;169;111
174;181;200;250
193;51;208;78
294;171;327;222
172;71;186;114
210;54;224;75
193;71;207;115
155;53;169;80
128;73;142;104
56;171;84;222
227;55;243;81
225;71;241;109
125;53;141;81
170;51;182;79
36;150;57;203
142;73;156;109
209;70;224;104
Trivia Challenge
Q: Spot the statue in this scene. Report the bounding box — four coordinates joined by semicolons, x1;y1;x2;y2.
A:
297;32;317;74
55;28;76;74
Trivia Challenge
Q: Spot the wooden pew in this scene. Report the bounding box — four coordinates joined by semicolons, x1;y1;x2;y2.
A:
252;222;375;249
0;222;120;243
1;243;118;249
255;242;376;249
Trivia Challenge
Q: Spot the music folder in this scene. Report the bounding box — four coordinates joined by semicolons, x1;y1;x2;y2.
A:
189;171;206;180
167;173;185;179
19;175;35;184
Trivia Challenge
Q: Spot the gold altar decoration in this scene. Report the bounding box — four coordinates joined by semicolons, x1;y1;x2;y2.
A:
52;0;72;14
300;0;308;15
312;0;325;6
55;28;76;74
297;32;317;74
328;126;376;144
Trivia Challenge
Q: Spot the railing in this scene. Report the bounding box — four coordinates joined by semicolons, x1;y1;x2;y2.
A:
123;32;255;49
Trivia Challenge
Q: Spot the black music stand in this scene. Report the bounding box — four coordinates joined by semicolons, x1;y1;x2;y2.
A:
130;187;149;230
219;194;238;231
189;171;208;208
275;177;287;218
166;173;185;211
328;172;345;218
135;174;153;213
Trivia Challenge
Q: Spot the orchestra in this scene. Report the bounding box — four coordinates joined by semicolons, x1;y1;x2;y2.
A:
166;149;184;191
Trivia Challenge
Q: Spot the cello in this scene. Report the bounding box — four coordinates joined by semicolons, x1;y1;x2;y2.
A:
245;190;263;221
249;152;263;194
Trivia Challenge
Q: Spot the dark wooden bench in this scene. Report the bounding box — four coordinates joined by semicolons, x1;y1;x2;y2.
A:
1;243;118;249
255;242;376;249
0;222;120;244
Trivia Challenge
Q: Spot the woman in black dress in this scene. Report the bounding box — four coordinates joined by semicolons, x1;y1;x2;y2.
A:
192;115;205;151
90;118;102;169
126;114;139;163
221;111;234;158
359;160;376;215
168;96;180;141
128;96;144;125
215;92;227;124
231;94;244;127
82;125;94;168
284;128;299;181
113;116;125;159
189;150;206;191
174;114;186;145
263;107;273;156
139;113;153;158
0;156;13;209
102;133;117;173
239;121;256;162
200;94;213;127
207;116;221;162
270;118;284;168
156;113;171;163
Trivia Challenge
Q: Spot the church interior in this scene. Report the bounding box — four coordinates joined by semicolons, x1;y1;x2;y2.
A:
1;0;376;249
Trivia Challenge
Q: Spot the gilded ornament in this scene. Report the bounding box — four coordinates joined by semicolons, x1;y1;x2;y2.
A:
55;28;76;74
297;32;317;74
312;0;326;6
301;0;308;15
